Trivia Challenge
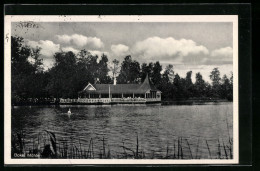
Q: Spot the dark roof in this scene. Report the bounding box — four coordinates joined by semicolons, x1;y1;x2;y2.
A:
80;75;160;94
138;74;158;92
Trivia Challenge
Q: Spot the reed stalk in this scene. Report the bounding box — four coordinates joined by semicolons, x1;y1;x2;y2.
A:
186;138;193;159
11;130;233;159
205;140;212;159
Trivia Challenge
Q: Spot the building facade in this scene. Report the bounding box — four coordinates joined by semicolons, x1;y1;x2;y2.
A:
74;75;161;104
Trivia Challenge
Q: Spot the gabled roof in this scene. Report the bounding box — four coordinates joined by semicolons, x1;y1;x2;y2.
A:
83;83;96;91
138;74;158;92
79;74;160;94
92;84;141;94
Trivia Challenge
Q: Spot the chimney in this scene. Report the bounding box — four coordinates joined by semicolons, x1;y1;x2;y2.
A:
113;77;117;85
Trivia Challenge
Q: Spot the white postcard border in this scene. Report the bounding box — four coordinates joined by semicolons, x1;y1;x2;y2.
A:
4;15;239;165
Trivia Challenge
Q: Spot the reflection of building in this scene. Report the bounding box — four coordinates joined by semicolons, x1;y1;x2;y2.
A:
76;74;161;104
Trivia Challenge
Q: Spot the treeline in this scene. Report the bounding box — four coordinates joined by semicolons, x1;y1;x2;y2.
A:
11;36;233;103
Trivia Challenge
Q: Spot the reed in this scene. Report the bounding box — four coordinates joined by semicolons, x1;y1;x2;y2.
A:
173;139;176;159
11;130;233;159
195;138;200;159
205;140;212;159
186;138;193;159
165;142;169;159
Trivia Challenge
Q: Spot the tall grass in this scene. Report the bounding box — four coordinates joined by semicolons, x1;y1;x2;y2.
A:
11;130;233;159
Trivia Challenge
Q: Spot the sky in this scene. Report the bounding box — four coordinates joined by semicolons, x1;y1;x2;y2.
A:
11;22;233;83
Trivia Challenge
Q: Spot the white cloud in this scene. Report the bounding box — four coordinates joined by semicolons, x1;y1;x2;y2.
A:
211;46;233;58
42;58;55;71
27;40;60;57
26;40;60;70
61;46;79;54
89;50;110;62
56;34;104;49
27;56;35;64
89;50;109;57
206;46;233;64
132;37;209;62
111;44;129;57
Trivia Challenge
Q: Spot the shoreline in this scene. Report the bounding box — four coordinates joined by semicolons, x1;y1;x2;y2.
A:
12;99;231;107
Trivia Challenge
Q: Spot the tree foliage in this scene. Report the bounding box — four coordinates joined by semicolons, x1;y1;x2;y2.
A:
11;36;46;102
117;55;140;83
194;72;206;97
111;59;120;81
11;36;234;104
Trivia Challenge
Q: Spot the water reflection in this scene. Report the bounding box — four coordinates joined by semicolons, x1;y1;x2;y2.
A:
12;102;233;159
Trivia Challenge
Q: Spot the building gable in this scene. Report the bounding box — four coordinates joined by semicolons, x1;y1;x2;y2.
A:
83;83;96;91
80;75;161;94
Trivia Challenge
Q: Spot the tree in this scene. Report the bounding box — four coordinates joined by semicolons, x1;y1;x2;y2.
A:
140;61;162;86
11;36;35;76
163;64;174;83
229;72;233;101
76;50;93;84
195;72;205;85
173;74;181;88
194;72;206;97
220;74;233;100
140;62;153;82
117;55;140;83
185;71;193;86
183;71;194;98
230;72;233;86
173;74;185;99
11;36;44;102
209;68;221;97
110;59;120;83
204;82;213;98
30;47;43;73
47;51;78;98
210;68;221;86
160;64;174;99
11;36;234;102
151;61;162;87
96;54;111;83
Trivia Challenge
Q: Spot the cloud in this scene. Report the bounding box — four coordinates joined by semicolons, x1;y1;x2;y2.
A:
205;46;233;65
131;37;209;62
89;50;110;62
61;46;79;54
55;34;104;49
26;40;60;70
111;44;129;57
42;58;55;70
26;40;60;57
89;50;109;57
211;46;233;58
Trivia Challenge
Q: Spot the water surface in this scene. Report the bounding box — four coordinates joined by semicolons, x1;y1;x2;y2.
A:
12;102;233;159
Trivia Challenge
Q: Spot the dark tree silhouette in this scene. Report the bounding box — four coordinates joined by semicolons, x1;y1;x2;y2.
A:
210;68;221;97
11;36;233;104
11;36;46;103
117;55;140;83
111;59;120;83
194;72;206;97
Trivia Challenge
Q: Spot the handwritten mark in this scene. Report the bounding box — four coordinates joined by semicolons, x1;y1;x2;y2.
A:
16;21;42;29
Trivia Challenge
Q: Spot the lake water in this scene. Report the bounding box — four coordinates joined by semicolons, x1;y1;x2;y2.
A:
12;102;233;159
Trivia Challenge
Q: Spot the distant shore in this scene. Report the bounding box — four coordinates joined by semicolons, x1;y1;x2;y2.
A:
161;99;231;105
12;98;231;106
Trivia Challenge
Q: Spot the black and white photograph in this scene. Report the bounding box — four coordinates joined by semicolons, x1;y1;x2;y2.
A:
4;15;238;164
